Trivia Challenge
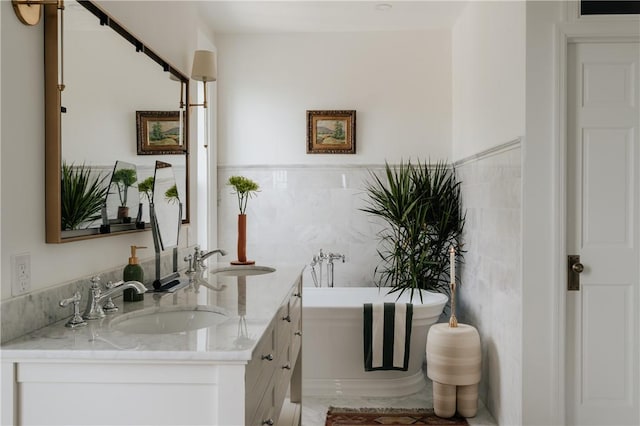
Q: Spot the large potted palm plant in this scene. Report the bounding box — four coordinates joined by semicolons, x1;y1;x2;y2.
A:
361;160;465;302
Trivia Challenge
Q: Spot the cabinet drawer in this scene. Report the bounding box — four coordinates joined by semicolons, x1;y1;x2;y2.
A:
250;380;276;426
276;303;292;349
289;289;302;362
246;319;277;420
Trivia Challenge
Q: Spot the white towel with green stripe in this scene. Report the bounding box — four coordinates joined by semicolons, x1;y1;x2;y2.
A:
363;302;413;371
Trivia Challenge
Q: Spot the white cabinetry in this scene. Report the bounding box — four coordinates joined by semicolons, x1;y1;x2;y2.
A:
1;271;303;426
246;276;302;425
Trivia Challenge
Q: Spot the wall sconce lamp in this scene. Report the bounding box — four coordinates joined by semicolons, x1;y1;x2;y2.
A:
12;0;64;26
189;50;217;109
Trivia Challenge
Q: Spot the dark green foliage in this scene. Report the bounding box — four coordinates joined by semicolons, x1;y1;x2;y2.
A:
361;160;465;301
61;162;109;230
227;175;260;214
137;176;154;203
165;184;180;204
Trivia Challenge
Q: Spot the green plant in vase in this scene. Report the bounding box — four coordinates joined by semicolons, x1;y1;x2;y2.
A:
61;162;109;231
361;160;465;302
112;168;137;221
227;176;260;265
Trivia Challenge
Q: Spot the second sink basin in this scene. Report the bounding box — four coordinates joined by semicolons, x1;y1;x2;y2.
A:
110;305;227;334
211;265;276;277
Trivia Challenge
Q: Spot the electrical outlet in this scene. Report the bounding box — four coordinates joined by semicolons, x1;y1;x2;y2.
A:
11;253;31;296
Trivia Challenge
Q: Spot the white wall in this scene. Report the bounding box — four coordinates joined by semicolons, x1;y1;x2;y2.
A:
452;0;526;161
0;1;212;301
216;30;452;165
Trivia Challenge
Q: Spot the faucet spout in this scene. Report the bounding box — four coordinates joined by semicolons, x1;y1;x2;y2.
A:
83;279;147;320
200;248;227;262
99;281;147;303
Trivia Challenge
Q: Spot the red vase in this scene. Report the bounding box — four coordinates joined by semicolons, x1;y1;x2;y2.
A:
232;214;255;265
237;213;247;262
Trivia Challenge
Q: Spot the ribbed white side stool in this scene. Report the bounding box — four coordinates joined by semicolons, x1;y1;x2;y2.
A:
426;323;481;418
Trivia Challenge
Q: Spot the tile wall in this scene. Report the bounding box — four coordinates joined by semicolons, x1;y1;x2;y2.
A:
456;142;522;426
217;166;388;288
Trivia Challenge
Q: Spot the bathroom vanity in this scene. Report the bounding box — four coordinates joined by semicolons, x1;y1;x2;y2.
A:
1;264;303;426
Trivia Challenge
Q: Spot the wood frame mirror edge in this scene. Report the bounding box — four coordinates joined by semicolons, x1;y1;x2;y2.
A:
43;1;191;244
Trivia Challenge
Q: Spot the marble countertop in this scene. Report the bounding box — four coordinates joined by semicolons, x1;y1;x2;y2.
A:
0;263;304;363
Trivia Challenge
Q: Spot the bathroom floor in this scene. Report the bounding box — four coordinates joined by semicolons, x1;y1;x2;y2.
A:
298;376;497;426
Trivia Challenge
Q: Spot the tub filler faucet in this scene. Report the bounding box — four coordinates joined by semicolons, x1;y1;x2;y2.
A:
310;249;345;287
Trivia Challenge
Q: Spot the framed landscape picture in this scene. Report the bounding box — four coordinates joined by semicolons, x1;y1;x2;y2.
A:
307;110;356;154
136;110;186;155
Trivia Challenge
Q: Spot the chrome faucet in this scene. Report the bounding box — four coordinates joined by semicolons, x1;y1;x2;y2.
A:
192;246;227;272
326;252;345;288
309;249;345;287
83;276;147;320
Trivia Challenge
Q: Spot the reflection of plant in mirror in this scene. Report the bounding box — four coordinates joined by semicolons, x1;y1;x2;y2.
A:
165;184;180;204
137;176;154;203
112;168;137;207
61;162;109;230
227;176;260;215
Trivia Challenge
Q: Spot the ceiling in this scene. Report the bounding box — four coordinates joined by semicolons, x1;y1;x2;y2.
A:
197;1;469;34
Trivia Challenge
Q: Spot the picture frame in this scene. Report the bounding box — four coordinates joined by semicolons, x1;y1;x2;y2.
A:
307;110;356;154
136;110;186;155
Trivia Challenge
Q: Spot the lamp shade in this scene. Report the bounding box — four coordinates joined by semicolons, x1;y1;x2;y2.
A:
191;50;216;82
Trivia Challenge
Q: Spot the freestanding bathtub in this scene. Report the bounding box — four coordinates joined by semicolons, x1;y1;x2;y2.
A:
302;286;448;397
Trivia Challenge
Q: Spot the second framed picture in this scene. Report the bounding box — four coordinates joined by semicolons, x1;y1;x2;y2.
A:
307;110;356;154
136;110;187;155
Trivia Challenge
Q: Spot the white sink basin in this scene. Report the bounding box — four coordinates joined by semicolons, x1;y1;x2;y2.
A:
110;305;227;334
211;265;276;277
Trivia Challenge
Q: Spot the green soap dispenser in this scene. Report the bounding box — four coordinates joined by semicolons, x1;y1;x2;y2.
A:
123;245;146;302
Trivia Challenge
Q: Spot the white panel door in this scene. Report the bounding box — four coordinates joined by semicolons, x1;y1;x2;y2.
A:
567;42;640;426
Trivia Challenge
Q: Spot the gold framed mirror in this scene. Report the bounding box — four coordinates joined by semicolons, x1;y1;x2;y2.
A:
43;1;190;243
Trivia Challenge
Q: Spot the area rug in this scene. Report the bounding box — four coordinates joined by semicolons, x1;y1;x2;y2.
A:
325;407;469;425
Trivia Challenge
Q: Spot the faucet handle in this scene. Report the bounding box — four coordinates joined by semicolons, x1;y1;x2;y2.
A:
59;291;87;328
105;280;124;289
184;254;194;274
89;275;102;289
102;281;122;313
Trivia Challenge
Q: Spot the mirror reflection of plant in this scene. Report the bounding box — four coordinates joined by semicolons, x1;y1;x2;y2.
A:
227;176;260;214
361;160;465;302
61;162;109;230
137;176;154;204
112;168;137;207
165;184;180;204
